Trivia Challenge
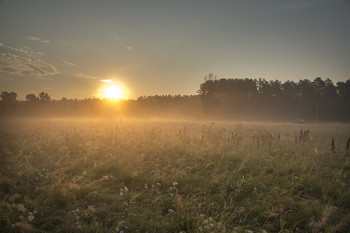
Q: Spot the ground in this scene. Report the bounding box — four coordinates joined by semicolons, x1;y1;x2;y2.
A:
0;119;349;233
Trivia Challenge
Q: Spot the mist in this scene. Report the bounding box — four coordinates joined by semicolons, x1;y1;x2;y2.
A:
1;77;350;122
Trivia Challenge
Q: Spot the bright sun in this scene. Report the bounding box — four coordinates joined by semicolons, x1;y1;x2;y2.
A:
102;85;124;100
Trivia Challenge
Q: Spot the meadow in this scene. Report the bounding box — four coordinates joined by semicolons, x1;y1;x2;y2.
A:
0;119;349;233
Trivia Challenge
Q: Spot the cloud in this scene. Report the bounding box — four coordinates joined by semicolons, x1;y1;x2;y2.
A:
63;60;75;66
74;73;96;79
25;36;51;43
0;43;59;78
100;79;113;83
125;46;133;51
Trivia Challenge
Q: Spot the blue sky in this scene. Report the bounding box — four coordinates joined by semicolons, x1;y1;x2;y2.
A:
0;0;349;99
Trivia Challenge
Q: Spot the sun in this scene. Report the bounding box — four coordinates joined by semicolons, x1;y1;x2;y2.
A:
102;85;124;100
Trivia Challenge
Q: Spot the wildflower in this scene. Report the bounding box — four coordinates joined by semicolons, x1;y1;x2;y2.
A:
145;183;148;190
124;186;128;192
88;205;95;212
28;215;35;222
151;169;156;174
168;209;175;213
123;201;128;206
208;217;213;222
217;222;223;230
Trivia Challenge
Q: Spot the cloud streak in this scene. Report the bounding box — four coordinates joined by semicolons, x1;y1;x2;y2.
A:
63;60;75;66
25;36;51;43
100;79;113;83
74;73;96;79
125;46;133;51
0;43;59;78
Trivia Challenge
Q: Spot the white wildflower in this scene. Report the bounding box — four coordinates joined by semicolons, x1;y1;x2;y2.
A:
28;215;35;221
88;205;95;212
168;209;175;213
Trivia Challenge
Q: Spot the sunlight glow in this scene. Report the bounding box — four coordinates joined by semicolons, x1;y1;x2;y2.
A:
102;85;124;100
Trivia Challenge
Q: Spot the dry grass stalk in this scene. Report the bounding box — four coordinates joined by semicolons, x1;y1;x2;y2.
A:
331;138;335;154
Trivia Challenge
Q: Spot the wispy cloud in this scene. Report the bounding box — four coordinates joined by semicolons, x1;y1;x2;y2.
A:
25;36;51;43
63;60;75;66
100;79;113;83
74;73;96;79
125;46;133;51
0;43;59;78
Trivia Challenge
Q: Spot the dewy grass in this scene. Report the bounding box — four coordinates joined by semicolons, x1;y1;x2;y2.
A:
0;119;350;232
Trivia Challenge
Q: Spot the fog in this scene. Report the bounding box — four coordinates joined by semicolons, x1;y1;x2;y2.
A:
1;77;350;122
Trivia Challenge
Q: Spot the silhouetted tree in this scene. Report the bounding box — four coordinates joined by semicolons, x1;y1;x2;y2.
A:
39;92;51;102
0;91;18;116
26;93;39;102
1;91;17;103
281;80;297;98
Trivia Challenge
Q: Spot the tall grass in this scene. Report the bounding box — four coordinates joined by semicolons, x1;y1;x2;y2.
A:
0;119;349;232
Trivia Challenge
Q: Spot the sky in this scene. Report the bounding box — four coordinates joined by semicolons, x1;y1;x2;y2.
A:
0;0;349;100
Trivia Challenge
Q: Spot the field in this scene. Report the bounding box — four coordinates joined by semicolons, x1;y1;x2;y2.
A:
0;119;350;233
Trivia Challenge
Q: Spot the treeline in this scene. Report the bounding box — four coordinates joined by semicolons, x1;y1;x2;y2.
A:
0;91;202;118
0;77;349;121
198;76;350;121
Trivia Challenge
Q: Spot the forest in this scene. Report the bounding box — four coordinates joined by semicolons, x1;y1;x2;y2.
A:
1;76;350;121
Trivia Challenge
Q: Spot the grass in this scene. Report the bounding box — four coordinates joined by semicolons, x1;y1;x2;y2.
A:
0;118;349;232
